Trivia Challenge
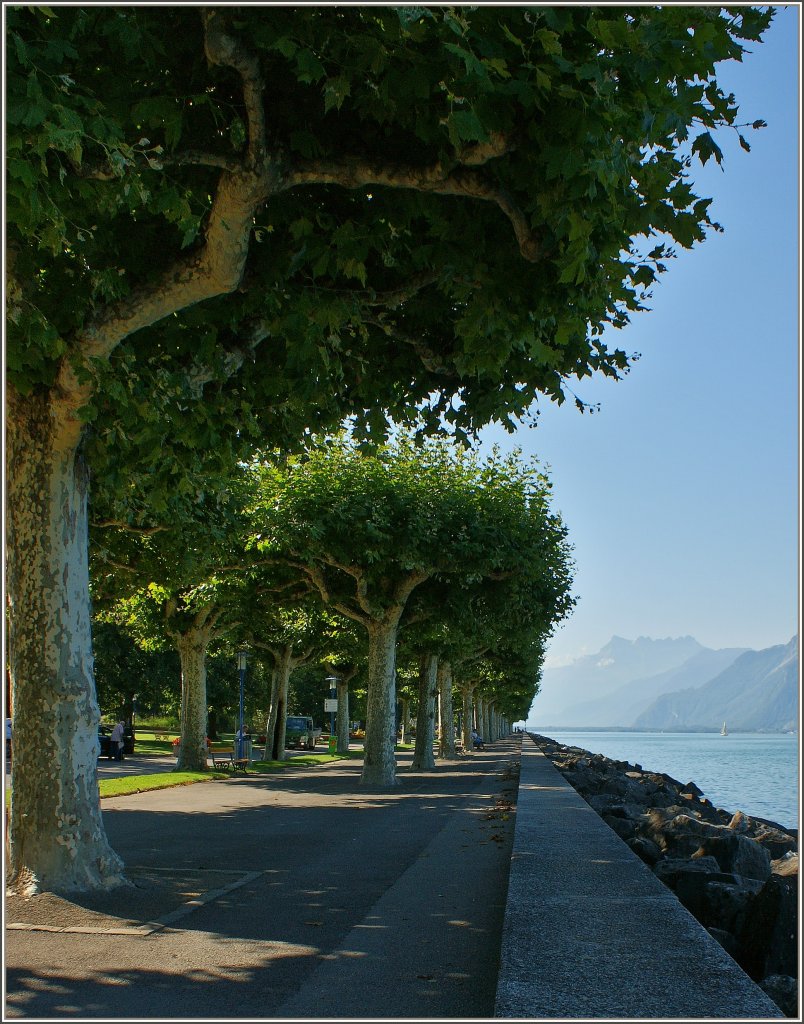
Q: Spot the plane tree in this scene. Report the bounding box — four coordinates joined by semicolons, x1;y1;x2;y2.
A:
6;4;771;889
399;479;575;762
243;596;335;761
88;472;257;773
250;436;573;785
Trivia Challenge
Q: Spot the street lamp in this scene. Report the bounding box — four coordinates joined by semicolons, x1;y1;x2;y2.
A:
237;649;248;760
325;675;339;751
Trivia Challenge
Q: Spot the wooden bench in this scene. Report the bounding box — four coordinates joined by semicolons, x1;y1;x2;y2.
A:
208;745;249;772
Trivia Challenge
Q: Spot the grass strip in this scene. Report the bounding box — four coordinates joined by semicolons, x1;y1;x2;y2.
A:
98;753;350;797
252;754;345;769
99;771;228;798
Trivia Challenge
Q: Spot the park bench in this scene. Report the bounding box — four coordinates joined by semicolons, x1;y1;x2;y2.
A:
208;745;249;773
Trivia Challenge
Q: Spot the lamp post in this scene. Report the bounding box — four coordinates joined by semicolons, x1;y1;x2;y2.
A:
237;649;248;760
325;675;339;752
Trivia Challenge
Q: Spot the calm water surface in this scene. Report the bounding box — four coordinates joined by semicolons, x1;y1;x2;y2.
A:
535;730;800;830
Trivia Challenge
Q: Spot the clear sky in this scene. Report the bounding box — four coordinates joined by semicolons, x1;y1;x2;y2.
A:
478;5;801;668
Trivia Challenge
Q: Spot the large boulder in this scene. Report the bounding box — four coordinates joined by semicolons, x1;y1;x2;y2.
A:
651;813;727;858
626;835;662;866
738;872;798;981
653;856;737;920
700;833;772;882
758;975;798;1019
772;852;798;877
703;877;765;934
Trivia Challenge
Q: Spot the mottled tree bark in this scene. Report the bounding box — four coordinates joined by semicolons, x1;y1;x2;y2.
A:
412;654;438;771
461;683;475;752
399;696;410;745
479;697;491;744
336;677;350;754
271;646;294;760
5;392;125;894
437;660;458;759
361;620;400;786
174;629;213;772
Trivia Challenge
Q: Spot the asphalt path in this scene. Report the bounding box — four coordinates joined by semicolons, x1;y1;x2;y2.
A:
5;738;521;1020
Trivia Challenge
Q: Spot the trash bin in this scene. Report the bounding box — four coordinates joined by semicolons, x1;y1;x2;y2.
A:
237;736;253;762
124;728;135;756
328;734;337;753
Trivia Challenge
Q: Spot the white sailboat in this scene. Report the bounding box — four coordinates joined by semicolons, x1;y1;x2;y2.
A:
720;721;728;736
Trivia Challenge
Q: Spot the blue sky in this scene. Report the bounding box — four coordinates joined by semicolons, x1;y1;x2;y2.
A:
478;6;800;668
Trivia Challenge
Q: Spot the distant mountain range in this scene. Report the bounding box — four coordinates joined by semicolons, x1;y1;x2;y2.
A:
532;635;798;733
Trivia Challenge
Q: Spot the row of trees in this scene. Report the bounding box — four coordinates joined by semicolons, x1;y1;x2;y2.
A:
95;434;575;787
6;6;771;893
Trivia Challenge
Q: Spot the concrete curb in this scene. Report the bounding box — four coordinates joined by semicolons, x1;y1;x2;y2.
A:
494;735;783;1019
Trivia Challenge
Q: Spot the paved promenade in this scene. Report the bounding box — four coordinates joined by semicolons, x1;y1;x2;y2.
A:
5;741;519;1019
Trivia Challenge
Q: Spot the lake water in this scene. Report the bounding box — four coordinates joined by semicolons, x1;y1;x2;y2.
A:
534;730;800;830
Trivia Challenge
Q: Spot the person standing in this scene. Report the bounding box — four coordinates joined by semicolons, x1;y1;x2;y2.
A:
110;720;125;762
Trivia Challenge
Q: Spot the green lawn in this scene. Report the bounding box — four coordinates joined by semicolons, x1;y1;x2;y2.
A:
98;771;227;798
98;752;349;798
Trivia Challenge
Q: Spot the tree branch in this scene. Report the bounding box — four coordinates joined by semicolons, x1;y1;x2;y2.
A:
91;519;170;536
53;13;273;440
164;150;243;172
202;8;266;166
364;319;459;379
283;158;541;262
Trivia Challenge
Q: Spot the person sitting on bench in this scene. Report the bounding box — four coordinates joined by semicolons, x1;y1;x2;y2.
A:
471;729;485;750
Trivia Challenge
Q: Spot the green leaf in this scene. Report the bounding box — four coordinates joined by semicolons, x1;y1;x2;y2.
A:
323;75;351;113
295;48;326;84
536;29;562;56
272;37;298;59
691;131;724;167
446;109;489;146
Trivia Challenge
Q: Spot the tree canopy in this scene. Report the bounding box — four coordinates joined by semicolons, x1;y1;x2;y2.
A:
7;5;772;442
250;435;574;784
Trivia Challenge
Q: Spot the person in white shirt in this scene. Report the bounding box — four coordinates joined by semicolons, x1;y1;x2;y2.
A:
110;720;125;762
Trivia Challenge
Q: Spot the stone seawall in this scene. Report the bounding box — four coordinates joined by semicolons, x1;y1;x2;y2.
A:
529;732;798;1018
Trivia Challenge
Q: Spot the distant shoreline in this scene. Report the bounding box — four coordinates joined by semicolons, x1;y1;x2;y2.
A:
530;726;797;735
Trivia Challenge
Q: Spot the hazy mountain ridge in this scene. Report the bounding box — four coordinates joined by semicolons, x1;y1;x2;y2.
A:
534;635;798;732
634;637;799;732
533;635;706;724
557;646;749;728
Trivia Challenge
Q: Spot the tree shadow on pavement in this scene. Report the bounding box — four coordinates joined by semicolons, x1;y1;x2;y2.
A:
5;740;521;1020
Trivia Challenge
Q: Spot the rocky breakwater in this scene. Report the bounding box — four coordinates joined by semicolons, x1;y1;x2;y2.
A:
529;733;798;1018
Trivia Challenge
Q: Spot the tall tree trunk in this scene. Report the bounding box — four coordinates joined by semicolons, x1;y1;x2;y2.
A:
262;667;280;760
336;677;350;753
437;660;457;759
6;393;125;894
271;645;293;760
361;620;399;786
400;696;410;744
412;654;438;771
480;698;491;744
174;626;213;771
461;683;475;751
